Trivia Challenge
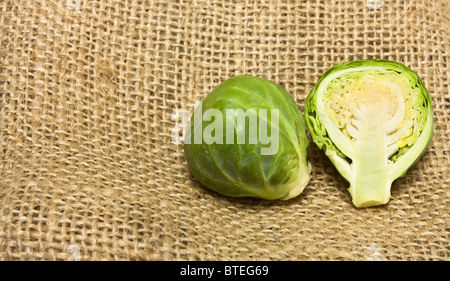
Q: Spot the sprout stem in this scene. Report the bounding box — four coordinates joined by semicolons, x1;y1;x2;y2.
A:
349;109;390;207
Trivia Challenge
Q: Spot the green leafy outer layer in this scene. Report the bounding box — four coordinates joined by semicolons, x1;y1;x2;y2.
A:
184;75;310;200
305;59;433;207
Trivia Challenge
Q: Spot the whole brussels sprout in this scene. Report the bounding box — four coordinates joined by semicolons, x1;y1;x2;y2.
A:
184;75;310;200
305;59;433;207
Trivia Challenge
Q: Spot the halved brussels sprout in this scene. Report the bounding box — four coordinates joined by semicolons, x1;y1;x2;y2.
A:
305;59;433;207
184;75;310;200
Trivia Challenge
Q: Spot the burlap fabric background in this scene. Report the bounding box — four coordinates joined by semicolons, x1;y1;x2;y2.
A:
0;0;448;261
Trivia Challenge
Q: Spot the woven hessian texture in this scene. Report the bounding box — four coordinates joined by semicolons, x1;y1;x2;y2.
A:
0;0;448;261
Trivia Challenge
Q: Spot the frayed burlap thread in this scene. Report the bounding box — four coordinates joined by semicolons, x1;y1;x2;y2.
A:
0;0;448;260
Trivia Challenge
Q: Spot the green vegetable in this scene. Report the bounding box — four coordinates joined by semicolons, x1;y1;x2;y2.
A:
305;59;433;207
184;75;310;200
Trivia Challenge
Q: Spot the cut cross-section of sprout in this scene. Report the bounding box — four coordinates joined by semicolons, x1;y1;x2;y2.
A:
305;60;433;207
